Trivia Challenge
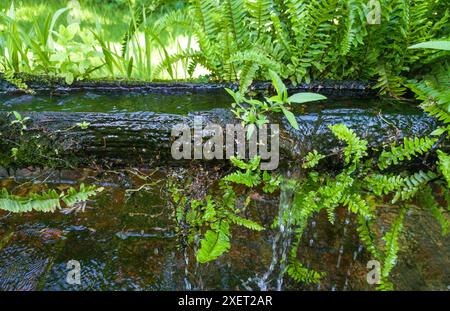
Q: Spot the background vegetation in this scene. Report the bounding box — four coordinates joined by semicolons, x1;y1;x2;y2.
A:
1;0;448;97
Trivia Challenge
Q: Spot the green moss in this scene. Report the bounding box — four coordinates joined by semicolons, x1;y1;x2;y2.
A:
0;115;77;170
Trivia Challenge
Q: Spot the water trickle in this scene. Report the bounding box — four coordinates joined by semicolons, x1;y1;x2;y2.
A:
258;182;295;291
183;247;192;290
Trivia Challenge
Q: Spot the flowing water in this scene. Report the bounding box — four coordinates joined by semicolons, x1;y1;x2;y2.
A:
0;91;448;291
0;167;448;291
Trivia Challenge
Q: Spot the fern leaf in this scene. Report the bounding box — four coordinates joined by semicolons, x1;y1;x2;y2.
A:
437;150;450;188
378;208;407;291
287;260;325;284
378;136;437;170
228;213;264;231
197;222;231;263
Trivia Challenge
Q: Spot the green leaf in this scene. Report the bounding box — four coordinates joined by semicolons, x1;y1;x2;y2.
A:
65;23;80;40
409;41;450;51
127;57;134;79
64;72;74;85
269;70;287;101
437;151;450;188
282;108;299;130
288;93;327;104
430;127;447;136
196;222;231;263
287;260;325;284
228;214;264;231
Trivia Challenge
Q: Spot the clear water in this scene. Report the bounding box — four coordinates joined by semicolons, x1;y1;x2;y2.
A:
0;167;448;291
0;91;421;115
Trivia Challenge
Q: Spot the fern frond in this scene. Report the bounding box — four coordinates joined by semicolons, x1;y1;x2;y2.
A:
246;0;273;40
422;102;450;124
152;49;205;79
302;150;326;169
230;48;280;92
365;174;405;196
190;0;220;37
417;186;449;236
437;150;450;188
329;124;368;165
357;214;382;259
373;66;407;98
393;171;437;203
378;136;438;170
340;0;366;55
63;184;100;207
0;184;100;213
378;208;407;291
341;193;372;219
222;0;247;46
223;170;261;187
0;188;61;213
197;222;231;263
227;213;265;231
287;260;325;284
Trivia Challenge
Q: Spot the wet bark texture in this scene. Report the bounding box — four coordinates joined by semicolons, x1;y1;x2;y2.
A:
0;74;375;97
0;106;436;168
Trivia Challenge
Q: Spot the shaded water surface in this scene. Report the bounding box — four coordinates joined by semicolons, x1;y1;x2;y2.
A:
0;168;448;291
0;90;421;116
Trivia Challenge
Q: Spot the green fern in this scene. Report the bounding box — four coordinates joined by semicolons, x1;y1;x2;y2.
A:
417;186;449;236
378;136;437;170
197;222;231;263
287;260;325;284
392;171;437;203
437;150;450;187
245;0;273;40
329;124;368;166
63;184;101;207
302;150;326;169
377;208;407;291
0;184;101;213
422;102;450;124
356;214;382;259
227;213;265;231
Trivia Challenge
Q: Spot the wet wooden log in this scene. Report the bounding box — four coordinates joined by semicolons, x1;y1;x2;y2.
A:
0;104;436;168
0;74;376;97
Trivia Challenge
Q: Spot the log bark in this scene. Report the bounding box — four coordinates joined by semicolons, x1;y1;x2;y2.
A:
0;104;435;168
